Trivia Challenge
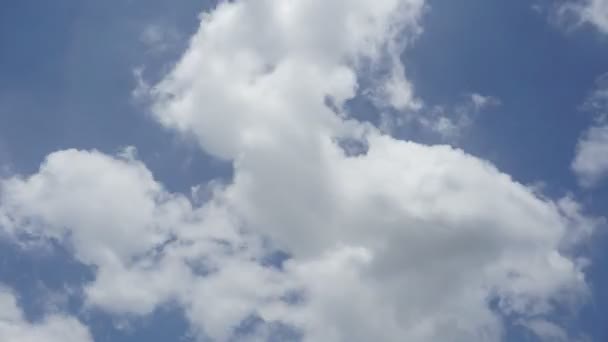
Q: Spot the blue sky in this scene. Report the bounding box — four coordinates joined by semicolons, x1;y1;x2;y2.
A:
1;0;608;341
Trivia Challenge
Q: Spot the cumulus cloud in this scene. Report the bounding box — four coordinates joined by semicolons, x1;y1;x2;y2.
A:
0;286;92;342
0;148;268;323
0;144;594;341
0;0;598;341
150;0;425;160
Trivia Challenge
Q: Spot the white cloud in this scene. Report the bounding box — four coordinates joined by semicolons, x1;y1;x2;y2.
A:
0;143;594;341
418;93;500;140
559;0;608;34
0;286;92;342
0;148;287;339
225;134;592;341
573;124;608;187
0;148;186;266
146;0;592;339
520;319;569;342
572;76;608;188
0;0;599;341
150;0;425;160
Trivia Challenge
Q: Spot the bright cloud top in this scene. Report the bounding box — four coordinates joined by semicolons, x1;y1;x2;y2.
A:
0;0;599;341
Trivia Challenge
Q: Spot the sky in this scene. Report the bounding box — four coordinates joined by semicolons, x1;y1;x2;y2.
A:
0;0;608;341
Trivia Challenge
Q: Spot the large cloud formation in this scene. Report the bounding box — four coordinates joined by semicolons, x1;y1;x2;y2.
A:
0;0;598;341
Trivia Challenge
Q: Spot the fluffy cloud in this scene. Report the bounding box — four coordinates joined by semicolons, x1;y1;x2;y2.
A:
0;148;193;265
0;148;296;340
0;148;268;322
0;144;593;341
226;134;592;341
151;0;425;160
148;0;593;340
0;286;92;342
0;0;598;341
0;149;188;314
